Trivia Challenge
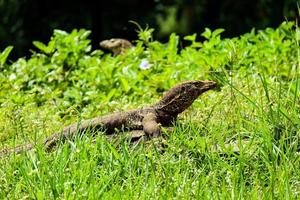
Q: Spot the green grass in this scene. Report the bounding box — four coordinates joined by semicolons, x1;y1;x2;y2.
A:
0;21;300;199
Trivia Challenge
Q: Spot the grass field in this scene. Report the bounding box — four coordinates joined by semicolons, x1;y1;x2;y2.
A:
0;21;300;199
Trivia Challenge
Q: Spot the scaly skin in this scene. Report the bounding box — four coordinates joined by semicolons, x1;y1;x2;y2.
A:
1;80;217;155
99;38;133;55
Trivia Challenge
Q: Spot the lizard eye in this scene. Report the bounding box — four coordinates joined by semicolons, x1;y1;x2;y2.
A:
182;85;188;93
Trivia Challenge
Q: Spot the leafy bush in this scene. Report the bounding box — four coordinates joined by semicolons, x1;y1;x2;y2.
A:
1;22;298;107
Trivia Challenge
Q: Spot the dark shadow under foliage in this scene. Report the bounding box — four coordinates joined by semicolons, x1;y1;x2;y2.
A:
0;0;298;59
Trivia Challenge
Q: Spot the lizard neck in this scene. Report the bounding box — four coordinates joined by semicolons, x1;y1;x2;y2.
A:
153;80;216;116
153;86;197;116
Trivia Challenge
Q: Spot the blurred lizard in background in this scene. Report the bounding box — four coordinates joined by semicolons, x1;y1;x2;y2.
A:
99;38;133;55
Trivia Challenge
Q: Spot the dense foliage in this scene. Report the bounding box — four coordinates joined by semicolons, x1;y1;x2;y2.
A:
0;21;300;198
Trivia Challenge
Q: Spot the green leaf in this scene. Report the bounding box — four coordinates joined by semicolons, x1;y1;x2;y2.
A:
201;28;212;39
184;33;197;42
120;78;130;92
54;29;68;36
0;46;13;67
106;88;116;102
131;21;154;43
107;142;120;160
33;41;53;54
80;30;91;40
184;33;202;48
212;28;225;38
168;33;179;52
296;27;300;41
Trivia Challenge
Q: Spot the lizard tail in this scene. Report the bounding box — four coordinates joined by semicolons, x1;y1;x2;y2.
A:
0;142;35;157
0;131;65;157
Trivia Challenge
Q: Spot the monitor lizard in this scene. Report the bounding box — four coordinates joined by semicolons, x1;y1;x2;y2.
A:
99;38;133;55
1;80;217;155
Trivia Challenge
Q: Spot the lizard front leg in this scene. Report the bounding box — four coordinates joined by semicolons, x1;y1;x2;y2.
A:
142;113;161;138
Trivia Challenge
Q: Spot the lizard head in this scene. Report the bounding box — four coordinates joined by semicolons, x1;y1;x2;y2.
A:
99;38;133;55
154;80;217;115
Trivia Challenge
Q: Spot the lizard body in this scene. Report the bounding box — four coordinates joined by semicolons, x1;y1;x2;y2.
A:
1;80;216;155
99;38;133;55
